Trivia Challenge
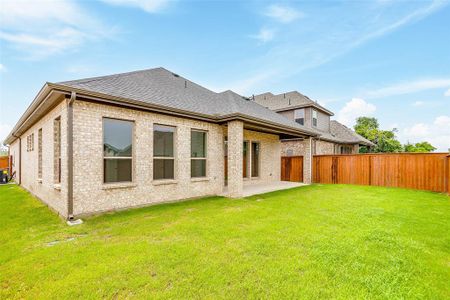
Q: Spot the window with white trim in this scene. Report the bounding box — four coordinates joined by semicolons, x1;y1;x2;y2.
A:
294;109;305;125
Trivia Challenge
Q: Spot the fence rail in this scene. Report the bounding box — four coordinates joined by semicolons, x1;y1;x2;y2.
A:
313;153;450;193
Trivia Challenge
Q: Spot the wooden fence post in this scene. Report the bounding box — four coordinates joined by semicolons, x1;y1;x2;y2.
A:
444;154;450;195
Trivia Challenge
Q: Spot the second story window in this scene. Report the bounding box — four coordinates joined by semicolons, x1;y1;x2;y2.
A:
312;109;318;127
294;109;305;125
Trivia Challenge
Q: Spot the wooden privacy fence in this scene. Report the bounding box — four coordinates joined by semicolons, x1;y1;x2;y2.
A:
313;153;450;193
0;156;9;169
281;156;303;182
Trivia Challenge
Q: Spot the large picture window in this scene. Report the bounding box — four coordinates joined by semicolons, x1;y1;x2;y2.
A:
153;124;175;180
191;130;207;178
103;118;133;183
251;142;260;177
294;109;305;125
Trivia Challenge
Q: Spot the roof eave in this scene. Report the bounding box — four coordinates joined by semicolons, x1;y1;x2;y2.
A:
4;83;67;145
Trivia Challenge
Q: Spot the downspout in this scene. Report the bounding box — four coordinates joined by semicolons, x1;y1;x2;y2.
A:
309;137;313;184
67;92;75;220
12;134;21;185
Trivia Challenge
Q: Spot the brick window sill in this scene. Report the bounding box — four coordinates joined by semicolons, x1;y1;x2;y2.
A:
191;177;209;182
152;179;178;186
53;184;61;191
102;182;137;190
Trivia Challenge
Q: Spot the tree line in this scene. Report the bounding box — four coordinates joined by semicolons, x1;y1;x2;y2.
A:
354;117;436;153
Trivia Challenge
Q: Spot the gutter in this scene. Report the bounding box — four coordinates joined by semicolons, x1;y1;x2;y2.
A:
67;92;75;220
49;83;318;138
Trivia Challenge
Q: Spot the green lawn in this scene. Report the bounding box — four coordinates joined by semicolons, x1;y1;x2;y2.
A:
0;184;449;299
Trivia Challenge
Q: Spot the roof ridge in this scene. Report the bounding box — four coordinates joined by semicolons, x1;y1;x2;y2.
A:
57;67;166;85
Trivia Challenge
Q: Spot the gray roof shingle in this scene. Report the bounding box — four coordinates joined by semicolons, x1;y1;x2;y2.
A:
58;67;319;135
328;120;375;146
252;91;334;115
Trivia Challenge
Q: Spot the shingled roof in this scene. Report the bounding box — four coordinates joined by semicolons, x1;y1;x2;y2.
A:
252;91;334;116
57;67;319;136
327;120;375;146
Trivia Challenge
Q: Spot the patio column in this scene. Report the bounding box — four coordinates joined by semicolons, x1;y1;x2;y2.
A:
303;137;313;184
227;120;244;198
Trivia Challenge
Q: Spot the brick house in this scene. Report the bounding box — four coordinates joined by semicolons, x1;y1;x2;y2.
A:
5;68;325;219
252;91;375;157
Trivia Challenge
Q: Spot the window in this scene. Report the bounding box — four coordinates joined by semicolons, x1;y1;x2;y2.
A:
251;142;260;177
294;109;305;125
243;141;249;178
312;109;318;127
340;145;353;154
38;129;42;179
26;133;34;152
153;124;175;180
103;118;133;183
191;130;207;178
54;117;61;183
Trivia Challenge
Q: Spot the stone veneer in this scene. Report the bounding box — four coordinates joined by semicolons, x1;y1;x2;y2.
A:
314;140;335;155
227;121;244;197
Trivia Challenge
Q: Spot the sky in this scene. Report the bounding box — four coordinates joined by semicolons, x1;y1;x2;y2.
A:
0;0;449;151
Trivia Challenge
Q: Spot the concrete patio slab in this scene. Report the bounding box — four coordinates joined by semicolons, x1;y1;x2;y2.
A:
221;181;307;197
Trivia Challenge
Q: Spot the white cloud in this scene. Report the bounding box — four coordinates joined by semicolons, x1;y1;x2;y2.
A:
412;100;425;107
251;28;276;43
337;98;377;127
0;64;5;72
364;78;450;99
234;1;447;93
401;115;450;152
404;123;429;137
0;123;12;145
445;88;450;97
101;0;170;13
264;4;303;23
0;0;112;59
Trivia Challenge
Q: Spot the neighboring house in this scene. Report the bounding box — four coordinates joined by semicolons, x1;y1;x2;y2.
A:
252;91;375;156
5;68;322;219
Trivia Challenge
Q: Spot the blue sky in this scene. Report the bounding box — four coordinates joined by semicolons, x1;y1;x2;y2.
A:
0;0;449;150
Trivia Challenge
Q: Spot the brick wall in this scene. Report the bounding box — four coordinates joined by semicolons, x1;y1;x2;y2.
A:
72;101;282;216
10;100;68;217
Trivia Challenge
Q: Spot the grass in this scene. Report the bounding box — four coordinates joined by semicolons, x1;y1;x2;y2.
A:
0;184;449;299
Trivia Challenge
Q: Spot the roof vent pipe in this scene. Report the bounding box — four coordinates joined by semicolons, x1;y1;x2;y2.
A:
184;80;187;88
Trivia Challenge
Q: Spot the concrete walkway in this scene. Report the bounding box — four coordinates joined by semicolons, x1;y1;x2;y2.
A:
221;181;307;197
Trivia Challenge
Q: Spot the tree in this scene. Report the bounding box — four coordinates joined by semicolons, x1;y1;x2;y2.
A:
403;141;436;153
354;117;403;153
